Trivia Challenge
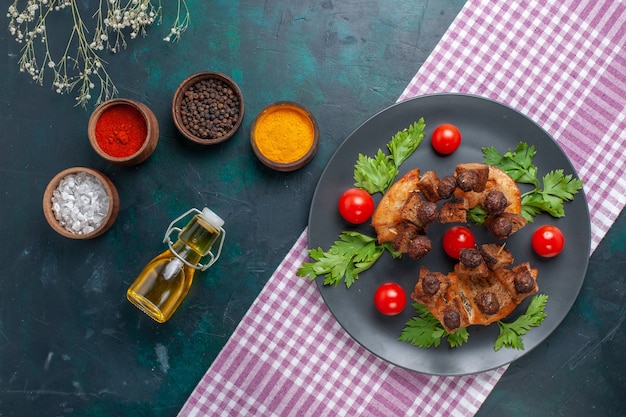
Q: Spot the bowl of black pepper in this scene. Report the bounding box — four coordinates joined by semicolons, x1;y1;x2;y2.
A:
172;71;244;145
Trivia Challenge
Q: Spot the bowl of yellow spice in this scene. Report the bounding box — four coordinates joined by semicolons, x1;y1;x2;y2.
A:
251;101;319;171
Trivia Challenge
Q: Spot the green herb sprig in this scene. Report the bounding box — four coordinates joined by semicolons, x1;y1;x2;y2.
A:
400;294;549;351
296;231;400;288
399;303;469;348
354;118;425;194
494;294;549;350
482;142;584;222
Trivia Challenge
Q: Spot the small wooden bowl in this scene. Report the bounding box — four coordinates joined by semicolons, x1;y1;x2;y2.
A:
43;167;120;239
88;98;159;166
250;101;320;172
172;72;244;145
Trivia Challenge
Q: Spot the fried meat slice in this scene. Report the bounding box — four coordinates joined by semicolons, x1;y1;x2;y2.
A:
452;165;522;215
372;169;420;244
411;244;539;332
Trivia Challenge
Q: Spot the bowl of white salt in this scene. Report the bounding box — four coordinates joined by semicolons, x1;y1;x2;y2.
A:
43;167;120;239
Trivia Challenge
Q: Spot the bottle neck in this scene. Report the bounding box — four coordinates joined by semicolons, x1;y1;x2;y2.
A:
170;240;202;266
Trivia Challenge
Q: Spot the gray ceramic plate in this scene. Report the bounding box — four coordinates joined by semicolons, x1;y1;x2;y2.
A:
308;93;590;375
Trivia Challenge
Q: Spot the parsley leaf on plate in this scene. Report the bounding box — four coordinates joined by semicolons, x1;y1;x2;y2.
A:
483;142;540;186
354;118;425;194
399;303;469;348
296;231;400;288
353;150;397;195
482;142;583;222
494;294;549;351
467;205;488;226
521;170;584;219
388;118;426;169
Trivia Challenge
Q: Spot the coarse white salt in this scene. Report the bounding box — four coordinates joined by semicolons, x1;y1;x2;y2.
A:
51;172;110;234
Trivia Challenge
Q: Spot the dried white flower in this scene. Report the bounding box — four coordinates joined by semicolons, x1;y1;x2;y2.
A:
8;0;190;107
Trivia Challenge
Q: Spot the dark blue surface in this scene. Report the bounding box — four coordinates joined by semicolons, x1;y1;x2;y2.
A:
1;1;624;416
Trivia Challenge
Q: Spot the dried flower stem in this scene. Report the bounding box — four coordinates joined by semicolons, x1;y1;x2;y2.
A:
7;0;190;107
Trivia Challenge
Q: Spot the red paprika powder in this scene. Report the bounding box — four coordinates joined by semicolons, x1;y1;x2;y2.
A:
95;104;147;158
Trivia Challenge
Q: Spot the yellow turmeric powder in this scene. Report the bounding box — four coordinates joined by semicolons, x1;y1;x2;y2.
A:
253;104;315;163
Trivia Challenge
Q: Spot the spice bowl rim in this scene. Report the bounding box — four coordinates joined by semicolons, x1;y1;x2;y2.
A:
42;167;120;239
250;101;320;172
88;98;159;166
171;71;245;145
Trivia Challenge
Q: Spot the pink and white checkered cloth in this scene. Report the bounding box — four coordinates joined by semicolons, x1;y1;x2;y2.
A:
179;1;626;416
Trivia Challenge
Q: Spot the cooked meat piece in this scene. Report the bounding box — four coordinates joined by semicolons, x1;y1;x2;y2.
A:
400;192;437;231
459;247;483;268
479;243;514;271
456;170;480;192
413;264;532;332
439;196;468;223
514;270;536;294
501;212;527;234
493;262;538;304
485;215;513;239
485;212;527;239
421;273;441;296
400;192;424;225
483;190;509;215
417;201;438;226
475;292;500;315
437;175;457;199
407;235;432;259
391;222;421;253
420;242;532;327
456;247;490;282
452;165;522;214
444;310;461;330
372;168;420;244
455;163;490;192
418;171;442;202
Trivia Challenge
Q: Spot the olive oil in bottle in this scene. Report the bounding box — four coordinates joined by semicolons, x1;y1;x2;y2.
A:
127;207;225;323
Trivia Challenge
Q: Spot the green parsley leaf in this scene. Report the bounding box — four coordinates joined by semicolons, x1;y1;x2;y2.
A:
447;326;470;347
388;119;426;169
399;303;469;348
482;142;583;222
482;145;506;166
353;150;397;195
467;205;488;226
354;118;425;194
522;192;564;219
483;142;539;187
542;170;583;201
494;294;549;351
296;231;400;288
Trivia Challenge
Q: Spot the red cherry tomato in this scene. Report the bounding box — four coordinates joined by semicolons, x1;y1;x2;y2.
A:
532;225;565;258
374;282;407;316
338;188;375;224
431;123;462;155
442;226;476;259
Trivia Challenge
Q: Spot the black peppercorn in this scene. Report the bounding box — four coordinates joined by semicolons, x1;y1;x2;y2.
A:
179;78;241;140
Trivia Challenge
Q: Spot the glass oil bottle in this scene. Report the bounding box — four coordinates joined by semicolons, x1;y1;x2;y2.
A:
127;207;225;323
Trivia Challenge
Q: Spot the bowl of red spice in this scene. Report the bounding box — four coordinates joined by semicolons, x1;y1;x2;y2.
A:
88;98;159;166
250;101;320;172
43;167;120;239
172;71;244;145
